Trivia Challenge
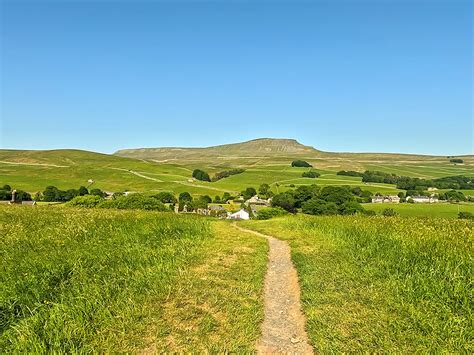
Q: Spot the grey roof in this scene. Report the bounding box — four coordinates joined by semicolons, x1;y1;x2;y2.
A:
209;205;225;211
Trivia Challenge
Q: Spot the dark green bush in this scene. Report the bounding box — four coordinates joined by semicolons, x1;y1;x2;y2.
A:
67;195;104;208
291;160;312;168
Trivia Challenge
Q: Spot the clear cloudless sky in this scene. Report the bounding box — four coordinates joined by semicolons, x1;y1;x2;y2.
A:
0;0;472;155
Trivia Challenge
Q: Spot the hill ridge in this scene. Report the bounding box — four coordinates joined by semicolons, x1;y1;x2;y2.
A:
114;138;319;159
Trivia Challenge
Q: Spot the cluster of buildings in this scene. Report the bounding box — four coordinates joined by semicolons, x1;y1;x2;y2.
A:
175;195;273;220
372;195;439;203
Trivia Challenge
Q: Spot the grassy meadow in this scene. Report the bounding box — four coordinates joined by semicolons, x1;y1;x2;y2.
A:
365;202;474;218
1;146;472;198
242;215;473;352
0;206;267;352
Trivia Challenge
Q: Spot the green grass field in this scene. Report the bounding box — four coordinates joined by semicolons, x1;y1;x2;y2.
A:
242;215;473;352
365;202;474;218
0;206;267;352
1;147;473;200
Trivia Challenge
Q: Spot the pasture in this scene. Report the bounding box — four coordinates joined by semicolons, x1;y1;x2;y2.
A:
1;148;472;199
0;206;267;352
365;202;474;218
242;215;473;352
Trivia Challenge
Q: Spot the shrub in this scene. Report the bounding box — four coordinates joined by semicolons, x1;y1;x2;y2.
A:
67;195;104;208
90;188;106;197
99;194;169;211
458;212;473;220
381;208;397;217
256;207;288;220
450;158;463;164
291;160;312;168
362;209;377;216
302;170;320;178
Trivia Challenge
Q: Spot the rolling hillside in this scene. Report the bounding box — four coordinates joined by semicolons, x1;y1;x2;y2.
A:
1;138;473;194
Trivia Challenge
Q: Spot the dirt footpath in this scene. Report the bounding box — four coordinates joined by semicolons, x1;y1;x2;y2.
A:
233;224;313;354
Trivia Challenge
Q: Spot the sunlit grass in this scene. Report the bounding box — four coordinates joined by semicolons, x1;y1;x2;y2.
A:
242;215;473;352
0;207;267;352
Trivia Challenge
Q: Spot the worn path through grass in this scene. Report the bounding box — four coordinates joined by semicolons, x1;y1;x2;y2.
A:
233;224;313;353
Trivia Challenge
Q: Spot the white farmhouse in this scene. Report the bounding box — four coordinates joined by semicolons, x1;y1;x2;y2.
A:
371;195;400;203
409;196;439;203
228;209;250;220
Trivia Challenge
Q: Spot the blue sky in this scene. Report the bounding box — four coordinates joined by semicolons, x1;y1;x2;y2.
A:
1;0;472;155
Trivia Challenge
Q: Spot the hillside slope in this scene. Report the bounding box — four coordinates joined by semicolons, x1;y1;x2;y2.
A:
115;138;320;160
1;139;472;194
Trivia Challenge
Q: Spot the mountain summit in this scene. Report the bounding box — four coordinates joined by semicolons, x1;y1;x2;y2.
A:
114;138;320;160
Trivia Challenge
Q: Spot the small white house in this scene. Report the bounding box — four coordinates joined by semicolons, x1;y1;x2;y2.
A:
228;209;250;220
372;195;400;203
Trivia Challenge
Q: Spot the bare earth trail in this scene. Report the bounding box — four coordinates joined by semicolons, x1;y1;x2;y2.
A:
233;224;313;354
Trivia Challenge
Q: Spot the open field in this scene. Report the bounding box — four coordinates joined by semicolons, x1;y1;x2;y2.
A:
0;206;267;352
1;141;473;199
365;202;474;218
242;215;473;352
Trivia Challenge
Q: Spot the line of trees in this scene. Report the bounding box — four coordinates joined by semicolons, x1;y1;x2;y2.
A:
337;170;472;191
270;185;370;216
0;184;32;201
212;169;245;182
41;186;106;202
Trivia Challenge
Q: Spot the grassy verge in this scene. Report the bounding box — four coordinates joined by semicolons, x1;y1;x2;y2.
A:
242;215;473;352
0;207;267;352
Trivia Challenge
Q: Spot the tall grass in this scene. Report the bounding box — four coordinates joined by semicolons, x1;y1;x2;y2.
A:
243;215;473;352
0;206;210;352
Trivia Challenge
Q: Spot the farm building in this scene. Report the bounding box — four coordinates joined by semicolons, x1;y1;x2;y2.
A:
228;209;250;220
408;196;439;203
371;195;400;203
246;195;271;206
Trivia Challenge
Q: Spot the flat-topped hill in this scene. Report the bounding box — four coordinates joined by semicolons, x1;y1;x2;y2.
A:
114;138;320;160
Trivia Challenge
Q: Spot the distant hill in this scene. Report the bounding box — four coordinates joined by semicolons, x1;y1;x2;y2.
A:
115;138;321;160
1;139;472;194
0;149;134;167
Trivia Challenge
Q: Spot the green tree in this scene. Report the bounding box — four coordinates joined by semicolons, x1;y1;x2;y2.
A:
78;186;89;196
258;183;271;197
153;191;177;203
241;187;257;200
271;192;296;213
192;169;211;182
319;186;354;205
301;199;338;215
179;192;193;203
199;195;212;204
291;160;312;168
90;188;106;197
338;201;364;215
